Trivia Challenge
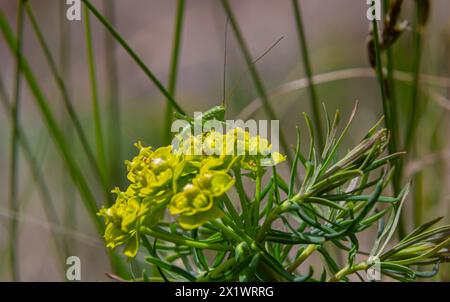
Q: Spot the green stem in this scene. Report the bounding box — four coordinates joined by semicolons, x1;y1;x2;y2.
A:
8;0;25;281
84;5;107;182
253;163;262;231
371;17;407;238
256;193;308;243
405;2;424;151
222;194;243;229
400;1;426;236
382;0;404;238
256;203;284;242
287;244;318;273
385;16;400;166
407;1;426;230
103;0;123;191
234;167;251;228
58;0;77;261
164;0;185;145
210;220;244;243
82;0;185;115
371;19;392;146
198;257;237;281
291;0;324;150
140;227;230;251
413;169;424;226
221;215;253;243
328;262;368;282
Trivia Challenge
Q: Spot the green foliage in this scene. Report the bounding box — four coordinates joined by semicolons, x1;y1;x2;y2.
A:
98;106;450;281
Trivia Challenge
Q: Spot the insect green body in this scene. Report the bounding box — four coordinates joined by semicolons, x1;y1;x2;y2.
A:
175;105;227;140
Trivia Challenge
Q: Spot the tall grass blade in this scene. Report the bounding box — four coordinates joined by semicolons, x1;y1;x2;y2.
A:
59;0;77;236
291;0;324;151
383;0;402;192
8;0;25;281
83;5;107;185
371;20;393;151
103;0;123;189
81;0;186;115
405;0;428;150
164;0;185;145
407;0;429;228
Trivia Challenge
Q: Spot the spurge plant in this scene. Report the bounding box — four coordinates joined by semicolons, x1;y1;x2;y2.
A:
98;105;450;282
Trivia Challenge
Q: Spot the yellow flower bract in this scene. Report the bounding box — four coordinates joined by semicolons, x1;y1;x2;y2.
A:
98;127;285;257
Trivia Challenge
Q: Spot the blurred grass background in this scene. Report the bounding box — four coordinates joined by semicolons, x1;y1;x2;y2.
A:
0;0;449;281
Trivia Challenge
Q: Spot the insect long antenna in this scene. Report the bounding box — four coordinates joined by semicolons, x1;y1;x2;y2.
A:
253;36;285;66
227;35;285;102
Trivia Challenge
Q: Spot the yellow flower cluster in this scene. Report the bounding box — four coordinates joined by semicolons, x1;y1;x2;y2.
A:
98;128;285;257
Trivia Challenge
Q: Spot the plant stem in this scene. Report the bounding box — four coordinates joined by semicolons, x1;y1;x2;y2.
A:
81;0;186;115
234;167;251;228
407;1;427;230
84;5;107;183
222;194;243;229
140;227;230;251
400;1;427;235
383;0;402;194
384;7;400;159
164;0;185;145
405;2;425;151
328;261;368;282
382;0;404;238
210;220;244;243
256;202;286;242
198;257;237;281
371;20;393;149
58;0;77;259
8;0;25;281
220;0;294;168
371;17;408;238
291;0;324;151
413;169;424;226
220;215;253;242
287;244;318;273
103;0;123;191
253;163;262;231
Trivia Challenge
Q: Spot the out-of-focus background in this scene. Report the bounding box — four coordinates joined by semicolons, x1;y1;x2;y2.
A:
0;0;449;281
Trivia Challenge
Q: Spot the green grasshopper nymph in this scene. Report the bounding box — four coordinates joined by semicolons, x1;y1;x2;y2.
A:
172;104;227;145
174;104;227;126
